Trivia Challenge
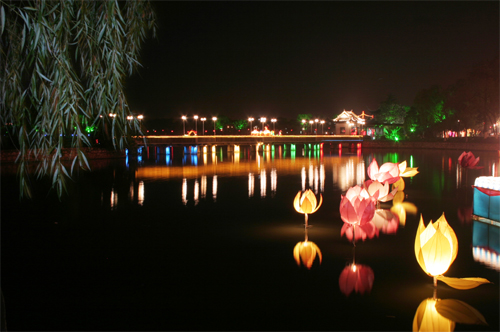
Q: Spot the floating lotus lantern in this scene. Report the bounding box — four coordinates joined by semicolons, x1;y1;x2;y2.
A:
293;189;322;226
339;263;374;296
413;298;487;332
458;151;483;169
363;180;398;202
340;186;376;226
399;160;419;177
415;213;491;289
367;159;400;184
415;213;458;278
340;186;377;244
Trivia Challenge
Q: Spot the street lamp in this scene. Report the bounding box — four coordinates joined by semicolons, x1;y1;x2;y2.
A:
181;116;187;135
212;117;217;135
315;119;319;134
260;117;266;131
248;117;254;133
320;120;325;134
309;120;314;134
127;115;133;120
271;118;277;132
302;119;306;134
201;117;206;135
194;115;198;134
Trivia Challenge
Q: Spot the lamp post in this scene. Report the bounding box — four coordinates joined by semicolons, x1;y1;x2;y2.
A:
201;117;206;135
315;119;319;134
309;120;314;134
181;116;187;135
320;120;325;134
127;115;133;121
271;118;277;132
194;115;198;134
260;117;266;131
212;117;217;135
248;117;254;133
302;119;306;134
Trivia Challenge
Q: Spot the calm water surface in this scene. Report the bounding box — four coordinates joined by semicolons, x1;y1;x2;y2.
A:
2;146;499;331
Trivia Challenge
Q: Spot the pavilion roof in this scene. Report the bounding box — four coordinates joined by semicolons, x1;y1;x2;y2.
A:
332;110;365;125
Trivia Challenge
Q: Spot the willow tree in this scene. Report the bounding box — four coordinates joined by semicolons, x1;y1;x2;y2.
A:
0;0;156;198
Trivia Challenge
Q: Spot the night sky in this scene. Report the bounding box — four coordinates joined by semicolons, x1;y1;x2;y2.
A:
124;1;499;120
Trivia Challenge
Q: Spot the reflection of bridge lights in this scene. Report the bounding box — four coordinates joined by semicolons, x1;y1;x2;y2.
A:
301;167;306;191
271;168;277;195
309;165;314;189
182;178;188;205
320;165;325;192
129;183;134;201
201;176;207;199
110;188;118;210
138;181;144;206
248;173;254;198
194;180;199;206
213;175;218;201
260;169;267;198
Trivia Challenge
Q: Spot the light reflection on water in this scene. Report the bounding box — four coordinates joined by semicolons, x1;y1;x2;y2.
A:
2;145;499;331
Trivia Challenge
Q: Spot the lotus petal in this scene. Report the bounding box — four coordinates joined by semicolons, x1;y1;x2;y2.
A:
436;276;492;290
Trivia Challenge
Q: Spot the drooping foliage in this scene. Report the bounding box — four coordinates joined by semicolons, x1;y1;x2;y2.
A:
0;0;156;198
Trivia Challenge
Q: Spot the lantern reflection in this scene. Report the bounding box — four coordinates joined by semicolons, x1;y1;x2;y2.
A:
339;263;374;296
413;297;487;332
339;247;374;296
293;225;322;269
371;209;399;234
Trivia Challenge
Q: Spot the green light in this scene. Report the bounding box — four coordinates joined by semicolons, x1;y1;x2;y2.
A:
395;137;399;141
291;150;296;159
291;144;296;151
410;155;414;168
85;126;96;133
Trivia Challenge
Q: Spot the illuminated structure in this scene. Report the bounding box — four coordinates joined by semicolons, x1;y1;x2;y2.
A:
332;110;366;135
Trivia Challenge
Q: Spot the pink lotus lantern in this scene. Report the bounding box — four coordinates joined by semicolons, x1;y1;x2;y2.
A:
340;186;376;226
458;151;483;169
339;264;374;296
363;180;398;202
367;159;400;184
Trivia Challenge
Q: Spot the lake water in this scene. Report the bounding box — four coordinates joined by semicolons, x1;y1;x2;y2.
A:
1;145;499;331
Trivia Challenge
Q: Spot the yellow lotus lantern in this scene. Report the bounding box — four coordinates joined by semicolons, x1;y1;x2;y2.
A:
415;213;492;289
293;189;322;226
399;161;419;177
415;213;458;278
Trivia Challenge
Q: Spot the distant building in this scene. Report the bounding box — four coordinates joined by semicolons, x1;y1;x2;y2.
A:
332;110;367;135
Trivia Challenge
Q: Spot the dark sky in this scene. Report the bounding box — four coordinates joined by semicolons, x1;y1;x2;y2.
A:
125;1;499;120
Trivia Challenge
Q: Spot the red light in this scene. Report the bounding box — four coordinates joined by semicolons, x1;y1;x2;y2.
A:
338;144;342;149
171;130;173;132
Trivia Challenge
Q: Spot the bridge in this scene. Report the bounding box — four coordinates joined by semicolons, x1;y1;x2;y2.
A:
137;134;363;146
133;134;363;155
